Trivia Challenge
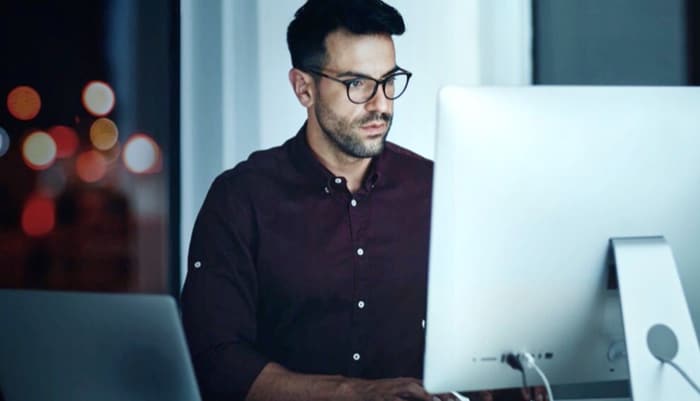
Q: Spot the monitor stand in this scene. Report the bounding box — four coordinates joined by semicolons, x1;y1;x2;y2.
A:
611;236;700;400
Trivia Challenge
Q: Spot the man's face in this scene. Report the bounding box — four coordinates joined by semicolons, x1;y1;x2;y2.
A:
313;30;397;158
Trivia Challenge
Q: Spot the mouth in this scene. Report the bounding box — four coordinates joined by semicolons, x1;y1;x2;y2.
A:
360;122;387;137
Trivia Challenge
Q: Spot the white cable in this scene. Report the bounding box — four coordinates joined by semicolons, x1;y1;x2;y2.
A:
522;352;555;401
659;358;700;395
450;391;470;401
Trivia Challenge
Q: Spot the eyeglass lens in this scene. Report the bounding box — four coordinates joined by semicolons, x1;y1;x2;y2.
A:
348;73;409;103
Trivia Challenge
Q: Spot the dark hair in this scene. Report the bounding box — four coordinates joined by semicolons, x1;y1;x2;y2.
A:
287;0;405;69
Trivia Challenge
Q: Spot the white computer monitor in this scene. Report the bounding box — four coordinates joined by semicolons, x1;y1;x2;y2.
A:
423;86;700;399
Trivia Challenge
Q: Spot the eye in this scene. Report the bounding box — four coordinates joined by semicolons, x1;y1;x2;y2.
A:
347;78;367;88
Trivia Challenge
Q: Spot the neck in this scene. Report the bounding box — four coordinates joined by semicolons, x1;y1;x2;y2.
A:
305;120;372;194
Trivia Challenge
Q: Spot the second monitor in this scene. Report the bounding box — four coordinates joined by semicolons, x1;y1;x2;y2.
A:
423;86;700;399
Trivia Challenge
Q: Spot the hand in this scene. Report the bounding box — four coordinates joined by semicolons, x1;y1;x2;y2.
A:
338;377;460;401
522;386;548;401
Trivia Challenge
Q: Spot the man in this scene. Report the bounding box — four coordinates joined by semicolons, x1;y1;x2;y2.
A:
182;1;537;400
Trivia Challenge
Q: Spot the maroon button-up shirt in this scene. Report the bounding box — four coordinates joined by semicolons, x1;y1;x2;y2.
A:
181;124;433;400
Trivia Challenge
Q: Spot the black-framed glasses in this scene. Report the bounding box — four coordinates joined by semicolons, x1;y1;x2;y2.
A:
304;67;412;104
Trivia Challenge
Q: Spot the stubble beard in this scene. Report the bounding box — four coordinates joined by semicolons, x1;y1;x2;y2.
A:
315;101;393;159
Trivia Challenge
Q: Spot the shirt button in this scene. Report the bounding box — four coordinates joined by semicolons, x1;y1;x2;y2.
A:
352;353;361;361
324;186;330;194
194;261;202;269
334;177;342;184
356;248;364;256
357;300;365;309
350;199;357;207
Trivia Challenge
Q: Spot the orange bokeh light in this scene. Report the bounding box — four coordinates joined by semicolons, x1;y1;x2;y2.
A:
21;196;56;237
89;118;119;150
76;150;107;183
123;133;161;174
7;85;41;121
48;125;79;158
22;131;57;170
82;81;115;116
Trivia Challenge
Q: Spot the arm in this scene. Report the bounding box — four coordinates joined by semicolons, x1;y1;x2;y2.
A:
182;173;269;400
246;362;438;401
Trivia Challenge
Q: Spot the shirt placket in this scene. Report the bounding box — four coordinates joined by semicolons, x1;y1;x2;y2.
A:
345;186;372;377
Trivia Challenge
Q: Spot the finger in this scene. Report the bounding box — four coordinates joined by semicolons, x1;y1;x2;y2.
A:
532;386;546;401
433;392;459;401
520;387;532;400
401;377;426;387
395;381;432;401
396;390;432;401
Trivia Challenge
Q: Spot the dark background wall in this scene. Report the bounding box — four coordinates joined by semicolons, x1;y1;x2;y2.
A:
534;0;689;85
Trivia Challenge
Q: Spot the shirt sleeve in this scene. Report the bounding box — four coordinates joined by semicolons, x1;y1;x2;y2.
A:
181;172;269;401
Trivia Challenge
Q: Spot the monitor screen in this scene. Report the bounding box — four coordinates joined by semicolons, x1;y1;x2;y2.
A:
423;86;700;396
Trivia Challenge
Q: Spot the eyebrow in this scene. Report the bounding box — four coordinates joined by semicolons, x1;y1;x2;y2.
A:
336;66;401;79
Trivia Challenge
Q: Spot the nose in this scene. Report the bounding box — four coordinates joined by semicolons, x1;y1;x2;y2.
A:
365;85;392;114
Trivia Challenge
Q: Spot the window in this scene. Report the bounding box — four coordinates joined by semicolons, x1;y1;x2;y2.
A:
0;1;179;294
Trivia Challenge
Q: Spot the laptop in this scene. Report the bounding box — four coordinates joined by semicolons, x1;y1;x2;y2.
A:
0;290;201;401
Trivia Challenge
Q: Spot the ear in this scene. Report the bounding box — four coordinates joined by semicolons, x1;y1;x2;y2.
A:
289;68;314;108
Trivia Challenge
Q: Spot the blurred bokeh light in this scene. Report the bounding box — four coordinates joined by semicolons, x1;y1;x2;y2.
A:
82;81;115;116
0;126;10;157
89;117;119;151
22;131;57;170
76;150;108;183
21;195;56;237
7;85;41;121
123;134;160;174
48;125;79;158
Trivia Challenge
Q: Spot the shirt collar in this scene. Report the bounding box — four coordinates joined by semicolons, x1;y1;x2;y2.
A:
288;121;384;195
